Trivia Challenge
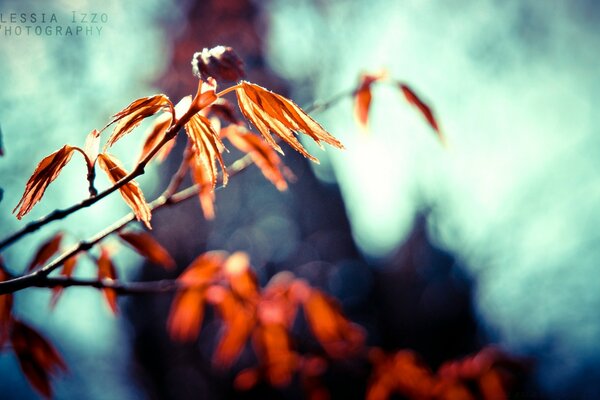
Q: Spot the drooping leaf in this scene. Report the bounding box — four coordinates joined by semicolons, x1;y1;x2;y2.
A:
189;155;216;220
27;232;63;272
223;124;293;191
97;247;118;314
97;153;152;229
209;286;254;368
208;98;240;124
0;257;13;347
184;113;227;189
118;230;175;269
354;71;386;131
167;251;227;341
223;251;259;301
252;324;297;387
138;113;173;163
189;77;218;115
235;81;344;163
11;319;67;398
49;254;79;309
104;95;174;149
192;46;245;82
13;145;76;219
399;83;446;145
83;129;101;166
302;290;364;358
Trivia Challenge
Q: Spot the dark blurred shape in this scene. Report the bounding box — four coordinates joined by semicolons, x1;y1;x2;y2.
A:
192;46;245;82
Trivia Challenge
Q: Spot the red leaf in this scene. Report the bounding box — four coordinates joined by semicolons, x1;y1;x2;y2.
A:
104;95;174;149
118;231;175;269
11;320;67;398
252;324;297;387
13;145;76;219
49;254;79;309
0;257;13;347
167;251;226;341
184;113;227;190
83;129;101;166
223;252;259;301
97;247;118;314
235;81;344;163
399;83;446;146
354;71;386;131
189;152;217;220
223;124;294;191
27;232;63;272
97;153;152;229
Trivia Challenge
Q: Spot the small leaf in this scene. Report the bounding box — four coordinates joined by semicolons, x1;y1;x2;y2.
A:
97;153;152;229
104;95;174;149
190;78;218;115
184;113;228;189
252;324;296;387
138;113;173;163
208;98;240;124
118;230;175;269
0;257;13;347
235;81;344;163
27;232;63;272
167;251;227;341
11;319;67;398
189;156;217;220
223;124;293;191
302;290;364;358
83;129;101;166
13;145;76;219
192;46;245;82
399;83;446;145
49;254;79;309
354;71;386;131
97;247;118;314
223;252;259;301
210;287;254;368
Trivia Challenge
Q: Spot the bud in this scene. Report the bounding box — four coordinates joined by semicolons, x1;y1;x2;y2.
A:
191;46;244;82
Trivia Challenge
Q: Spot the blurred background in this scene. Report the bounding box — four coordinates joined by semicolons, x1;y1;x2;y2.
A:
1;0;600;398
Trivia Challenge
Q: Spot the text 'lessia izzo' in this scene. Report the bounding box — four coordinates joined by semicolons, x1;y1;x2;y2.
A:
0;12;108;37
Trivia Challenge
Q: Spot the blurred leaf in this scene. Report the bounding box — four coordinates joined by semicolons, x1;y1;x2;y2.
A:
354;71;386;131
97;153;152;229
104;95;174;149
118;230;175;269
11;319;67;398
236;81;344;163
0;257;13;347
49;254;79;309
399;83;446;146
167;251;227;341
13;145;76;219
27;232;63;272
97;247;118;314
223;124;293;191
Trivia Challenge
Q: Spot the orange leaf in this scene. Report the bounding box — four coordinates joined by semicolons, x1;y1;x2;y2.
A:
138;113;173;163
11;320;67;398
223;252;259;301
354;72;386;131
49;254;79;309
97;153;152;229
83;129;101;166
184;113;228;190
118;230;175;269
190;78;218;115
97;247;118;314
189;155;216;220
27;232;63;272
0;258;13;347
223;124;293;191
167;251;226;341
235;81;344;163
252;324;297;387
104;95;173;149
399;83;446;145
302;290;364;358
13;145;76;219
210;287;254;367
